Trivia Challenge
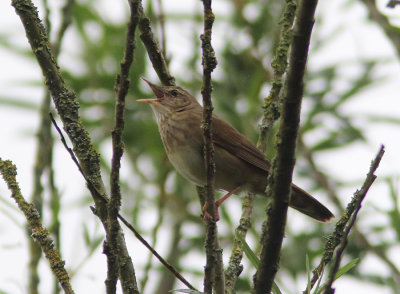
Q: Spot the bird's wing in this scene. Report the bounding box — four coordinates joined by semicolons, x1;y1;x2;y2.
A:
212;114;270;172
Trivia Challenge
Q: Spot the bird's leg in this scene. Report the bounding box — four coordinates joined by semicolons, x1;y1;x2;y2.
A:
203;186;241;221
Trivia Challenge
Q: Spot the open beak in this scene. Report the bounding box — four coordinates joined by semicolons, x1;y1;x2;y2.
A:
137;78;165;104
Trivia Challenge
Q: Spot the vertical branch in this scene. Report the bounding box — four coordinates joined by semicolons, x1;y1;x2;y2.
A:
226;2;297;291
11;1;139;293
258;0;297;151
29;93;51;294
106;0;140;293
253;0;319;293
200;1;223;294
224;193;256;293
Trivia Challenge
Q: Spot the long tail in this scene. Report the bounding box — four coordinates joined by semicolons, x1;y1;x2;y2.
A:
290;184;334;222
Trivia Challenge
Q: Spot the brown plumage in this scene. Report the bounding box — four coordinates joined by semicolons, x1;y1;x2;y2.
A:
138;78;334;222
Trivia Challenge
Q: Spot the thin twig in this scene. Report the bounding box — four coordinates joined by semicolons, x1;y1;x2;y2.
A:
224;193;256;294
116;213;197;291
136;0;175;86
155;0;167;59
360;0;400;57
50;114;197;291
299;138;400;292
52;0;75;57
0;159;74;294
253;0;319;292
322;145;385;294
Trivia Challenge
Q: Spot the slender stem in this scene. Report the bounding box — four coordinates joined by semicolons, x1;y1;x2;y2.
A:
137;0;175;86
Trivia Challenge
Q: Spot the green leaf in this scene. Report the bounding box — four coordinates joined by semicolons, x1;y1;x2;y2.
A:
316;258;360;294
237;234;259;267
335;258;360;279
306;254;311;294
236;234;282;294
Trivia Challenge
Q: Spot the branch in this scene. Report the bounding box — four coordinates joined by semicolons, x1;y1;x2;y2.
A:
226;3;297;291
360;0;400;57
200;1;223;294
299;138;400;291
28;2;75;293
253;0;319;292
50;115;197;292
105;0;141;292
11;1;139;292
224;193;256;294
322;145;385;294
136;1;175;86
0;159;74;294
11;0;107;222
258;0;297;151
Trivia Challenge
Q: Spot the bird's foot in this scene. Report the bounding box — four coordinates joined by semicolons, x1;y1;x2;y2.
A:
202;186;241;222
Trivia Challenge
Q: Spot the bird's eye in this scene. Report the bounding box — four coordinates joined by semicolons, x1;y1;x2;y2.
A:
170;89;179;97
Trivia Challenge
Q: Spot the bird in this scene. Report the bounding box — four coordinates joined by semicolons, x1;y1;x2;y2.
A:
138;78;334;222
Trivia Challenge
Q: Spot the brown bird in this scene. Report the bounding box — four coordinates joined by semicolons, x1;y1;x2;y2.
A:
138;78;334;222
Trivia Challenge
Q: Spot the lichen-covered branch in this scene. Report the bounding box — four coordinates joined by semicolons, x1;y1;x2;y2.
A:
200;1;223;294
28;2;74;293
51;114;196;292
258;0;297;151
11;1;138;292
253;0;319;293
136;1;175;86
322;146;385;294
0;159;74;294
106;0;140;292
299;138;399;291
224;193;256;294
226;2;297;291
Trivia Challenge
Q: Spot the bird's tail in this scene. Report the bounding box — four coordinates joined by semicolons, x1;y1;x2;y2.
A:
289;184;334;222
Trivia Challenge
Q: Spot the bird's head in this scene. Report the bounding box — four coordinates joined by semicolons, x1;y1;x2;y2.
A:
138;78;200;118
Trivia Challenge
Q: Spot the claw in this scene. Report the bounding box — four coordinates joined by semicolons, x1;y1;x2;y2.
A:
202;186;241;222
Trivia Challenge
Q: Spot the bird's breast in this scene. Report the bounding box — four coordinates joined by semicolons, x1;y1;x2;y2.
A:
157;113;206;186
166;147;206;186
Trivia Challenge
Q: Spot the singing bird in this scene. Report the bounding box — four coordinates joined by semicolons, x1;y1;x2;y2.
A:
138;78;334;222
